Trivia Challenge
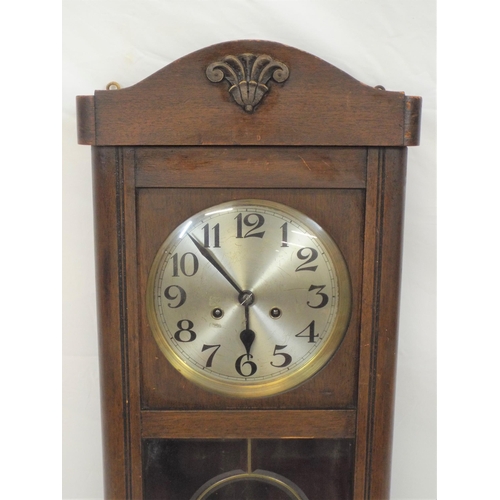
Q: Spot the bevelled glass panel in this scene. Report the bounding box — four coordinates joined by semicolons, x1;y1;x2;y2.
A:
142;438;354;499
252;439;355;499
143;439;246;499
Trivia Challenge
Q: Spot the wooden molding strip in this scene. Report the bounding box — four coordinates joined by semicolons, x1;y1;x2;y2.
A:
92;147;127;499
141;410;356;439
353;147;408;499
135;146;367;189
404;96;422;146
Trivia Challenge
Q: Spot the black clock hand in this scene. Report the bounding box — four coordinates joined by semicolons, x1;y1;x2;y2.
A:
240;306;255;357
188;233;243;294
188;233;256;355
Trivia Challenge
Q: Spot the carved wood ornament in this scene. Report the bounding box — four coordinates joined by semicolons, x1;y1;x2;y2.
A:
206;53;289;112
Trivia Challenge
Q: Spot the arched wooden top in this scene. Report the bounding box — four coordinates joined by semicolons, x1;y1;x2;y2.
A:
77;40;421;146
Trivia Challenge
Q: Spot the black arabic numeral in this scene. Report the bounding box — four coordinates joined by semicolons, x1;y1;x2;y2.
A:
164;285;187;308
295;320;318;343
202;344;221;368
295;247;318;272
280;222;288;247
307;285;329;309
270;345;292;368
172;252;199;277
235;354;258;377
174;319;197;342
235;213;265;239
172;252;179;276
202;223;220;248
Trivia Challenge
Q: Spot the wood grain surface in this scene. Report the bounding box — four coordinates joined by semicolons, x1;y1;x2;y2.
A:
135;146;366;188
141;410;356;439
77;40;420;147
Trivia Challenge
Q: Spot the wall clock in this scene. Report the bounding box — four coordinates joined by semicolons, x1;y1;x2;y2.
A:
77;40;421;499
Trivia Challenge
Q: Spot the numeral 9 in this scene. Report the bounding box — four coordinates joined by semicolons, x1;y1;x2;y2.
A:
164;285;187;308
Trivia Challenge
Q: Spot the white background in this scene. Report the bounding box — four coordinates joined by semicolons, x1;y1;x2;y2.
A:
61;1;436;499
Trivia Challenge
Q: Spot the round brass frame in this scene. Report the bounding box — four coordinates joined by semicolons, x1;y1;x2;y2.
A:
189;469;309;500
146;199;352;398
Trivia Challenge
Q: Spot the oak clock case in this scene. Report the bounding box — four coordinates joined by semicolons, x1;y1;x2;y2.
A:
76;40;421;500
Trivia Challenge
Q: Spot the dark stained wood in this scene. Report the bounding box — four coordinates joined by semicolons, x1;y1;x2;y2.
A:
141;410;356;439
76;40;420;147
135;146;366;188
92;146;129;499
353;147;407;499
404;96;422;146
137;187;364;412
365;148;407;499
79;40;421;500
353;148;382;498
121;148;144;499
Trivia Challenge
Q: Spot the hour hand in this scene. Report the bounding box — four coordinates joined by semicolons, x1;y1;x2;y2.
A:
240;328;255;357
239;303;256;356
188;233;243;294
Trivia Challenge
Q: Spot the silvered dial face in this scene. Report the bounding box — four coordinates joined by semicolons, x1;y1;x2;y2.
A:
146;199;351;398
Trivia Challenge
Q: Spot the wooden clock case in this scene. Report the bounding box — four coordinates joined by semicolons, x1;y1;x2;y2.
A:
77;40;421;499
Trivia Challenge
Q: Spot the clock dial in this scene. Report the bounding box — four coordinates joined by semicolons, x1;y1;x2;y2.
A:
146;199;351;397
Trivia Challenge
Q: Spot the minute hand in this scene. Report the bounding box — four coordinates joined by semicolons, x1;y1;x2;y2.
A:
188;234;243;294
